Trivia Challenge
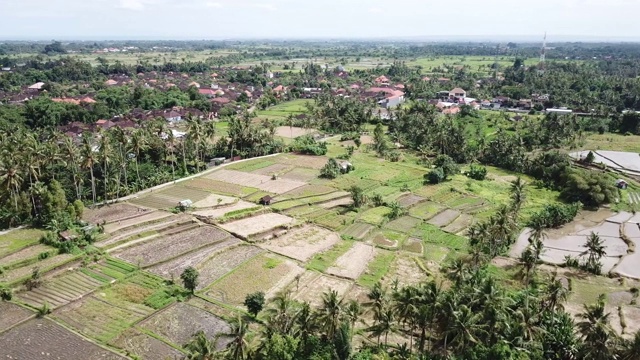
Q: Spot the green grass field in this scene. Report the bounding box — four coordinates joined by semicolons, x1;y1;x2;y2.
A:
0;228;46;258
256;99;311;121
307;240;354;272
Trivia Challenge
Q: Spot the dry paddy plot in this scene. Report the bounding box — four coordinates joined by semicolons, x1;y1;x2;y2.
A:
0;302;33;332
427;209;461;228
83;203;146;224
219;213;295;239
207;169;305;194
0;318;126;360
385;257;426;287
192;193;238;208
192;200;257;219
293;271;354;307
194;245;264;290
185;178;258;197
206;254;304;305
327;242;375;279
273;154;329;170
147;237;243;281
275;126;317;138
251;163;293;176
0;244;53;267
112;225;231;267
110;328;184;360
0;253;75;284
342;222;375;240
262;225;340;262
140;302;230;349
103;210;173;234
281;167;319;182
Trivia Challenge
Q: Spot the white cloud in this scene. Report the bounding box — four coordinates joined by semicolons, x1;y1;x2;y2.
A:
205;2;223;7
368;7;382;13
252;3;276;11
118;0;146;10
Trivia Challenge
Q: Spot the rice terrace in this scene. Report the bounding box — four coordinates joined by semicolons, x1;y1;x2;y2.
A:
6;31;640;359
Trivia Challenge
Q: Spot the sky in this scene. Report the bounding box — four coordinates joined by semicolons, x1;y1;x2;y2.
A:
2;0;639;41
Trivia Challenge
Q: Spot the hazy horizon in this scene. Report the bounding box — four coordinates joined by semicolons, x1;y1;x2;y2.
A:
4;0;638;41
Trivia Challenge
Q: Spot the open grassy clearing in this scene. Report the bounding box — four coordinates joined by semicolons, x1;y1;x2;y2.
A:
130;186;211;209
342;222;375;240
206;253;304;306
0;318;126;360
357;250;395;288
371;230;408;249
255;99;309;121
1;253;76;284
272;153;330;170
225;159;276;172
139;302;231;350
275;184;337;202
384;216;422;234
0;228;46;258
280;167;319;182
413;223;468;251
306;239;354;272
110;328;185;360
581;132;640;154
192;200;258;219
407;55;539;72
0;244;56;270
358;206;391;225
184;177;259;197
270;191;350;211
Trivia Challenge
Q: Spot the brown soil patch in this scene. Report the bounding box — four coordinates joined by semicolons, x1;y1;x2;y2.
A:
252;163;292;176
275;126;318;138
293;271;353;307
385;257;427;287
273;154;329;170
427;209;461;227
102;210;173;234
110;328;183;360
280;167;319;182
83;203;147;224
403;238;423;254
327;243;376;279
0;244;53;266
219;213;295;239
262;225;340;262
397;194;425;208
192;200;257;219
192;194;237;208
207;169;305;194
0;302;33;332
139;302;230;349
0;318;126;360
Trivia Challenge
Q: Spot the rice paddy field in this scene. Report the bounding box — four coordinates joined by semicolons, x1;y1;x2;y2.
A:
0;131;599;358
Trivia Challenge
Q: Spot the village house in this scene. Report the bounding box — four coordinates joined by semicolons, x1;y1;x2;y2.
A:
449;88;467;99
164;110;182;123
28;82;45;91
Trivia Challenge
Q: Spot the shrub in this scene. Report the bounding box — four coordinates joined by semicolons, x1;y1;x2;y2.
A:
465;164;488;181
433;154;460;179
320;158;341;179
425;167;445;184
0;285;12;301
244;291;265;316
527;203;581;229
289;135;328;155
38;252;51;260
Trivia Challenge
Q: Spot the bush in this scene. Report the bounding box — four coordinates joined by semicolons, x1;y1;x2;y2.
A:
433;154;460;179
320;158;342;179
425;167;446;184
0;285;12;301
528;203;581;229
244;291;265;316
289;135;327;155
465;164;488;181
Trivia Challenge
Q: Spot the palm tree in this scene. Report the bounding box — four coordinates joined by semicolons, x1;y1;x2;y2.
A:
184;330;216;360
98;131;113;203
619;331;640;360
263;289;297;336
542;273;570;311
317;290;344;339
577;294;618;360
0;158;23;210
61;136;82;199
367;304;396;346
343;299;363;341
510;176;526;213
392;286;418;350
130;128;148;187
186;115;203;171
81;135;98;207
225;315;252;360
583;232;607;274
110;127;129;194
441;303;485;355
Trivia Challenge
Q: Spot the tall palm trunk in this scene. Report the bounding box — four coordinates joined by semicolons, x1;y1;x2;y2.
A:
90;166;96;207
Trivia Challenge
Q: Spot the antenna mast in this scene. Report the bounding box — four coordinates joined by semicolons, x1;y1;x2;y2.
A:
538;32;547;75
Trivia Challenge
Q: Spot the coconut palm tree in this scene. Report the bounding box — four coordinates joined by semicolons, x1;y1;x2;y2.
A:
0;158;23;210
510;176;526;213
577;294;618;360
583;232;607;274
129;128;148;187
186;115;204;171
98;130;113;203
343;299;363;341
542;272;570;312
619;331;640;360
81;135;98;207
263;289;297;336
184;330;216;360
61;136;82;200
317;290;344;339
224;315;253;360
